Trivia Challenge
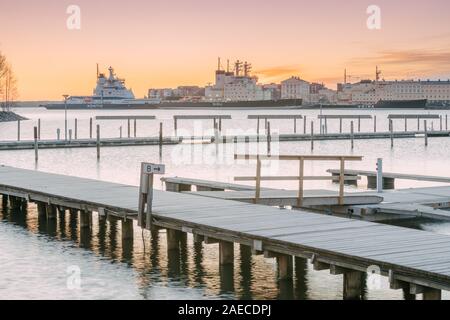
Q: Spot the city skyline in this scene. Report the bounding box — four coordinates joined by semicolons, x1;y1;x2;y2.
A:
1;0;450;100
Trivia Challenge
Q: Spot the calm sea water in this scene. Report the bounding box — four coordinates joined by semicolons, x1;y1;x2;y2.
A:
1;107;450;300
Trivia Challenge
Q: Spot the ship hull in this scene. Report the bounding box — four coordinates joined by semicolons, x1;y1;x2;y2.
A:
43;99;302;110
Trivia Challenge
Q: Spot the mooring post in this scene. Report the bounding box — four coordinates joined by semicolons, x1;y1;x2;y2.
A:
390;119;394;148
80;211;91;229
424;120;428;146
267;121;271;155
376;158;383;193
34;126;38;162
38;119;41;140
343;270;364;300
134;118;137;137
46;204;57;220
446;115;448;131
294;118;297;134
17;120;21;141
119;126;122;139
159;122;163;156
37;202;46;217
277;254;293;280
256;117;260;136
122;219;134;240
69;129;72;143
373;115;377;132
350;121;354;149
417;116;420;131
96;125;100;159
405;118;407;132
166;229;181;250
219;241;234;266
311;121;314;151
440;115;443;131
127;119;130;138
303;116;307;134
89;118;93;139
57;128;60;140
174;118;178;136
219;118;222;133
339;118;343;133
74;118;78;139
357;116;361;132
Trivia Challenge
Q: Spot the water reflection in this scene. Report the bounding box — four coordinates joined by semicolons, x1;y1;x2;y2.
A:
2;198;448;300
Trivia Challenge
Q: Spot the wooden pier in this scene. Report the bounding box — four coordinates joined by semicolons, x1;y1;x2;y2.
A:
1;165;450;299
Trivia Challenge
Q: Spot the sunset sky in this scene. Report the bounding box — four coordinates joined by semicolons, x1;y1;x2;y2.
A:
1;0;450;101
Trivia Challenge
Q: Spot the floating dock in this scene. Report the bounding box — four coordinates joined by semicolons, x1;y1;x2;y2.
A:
1;165;450;299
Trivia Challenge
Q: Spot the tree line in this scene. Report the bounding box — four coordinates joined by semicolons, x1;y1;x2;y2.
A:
0;52;18;111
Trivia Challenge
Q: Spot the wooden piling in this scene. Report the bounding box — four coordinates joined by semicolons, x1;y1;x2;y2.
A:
96;125;100;159
424;120;428;146
57;128;61;140
310;121;314;151
122;219;134;240
37;202;46;217
46;204;57;220
294;118;297;134
404;118;407;132
267;121;271;155
69;129;72;142
390;119;394;148
343;270;363;300
34;126;38;162
167;229;181;250
17;120;21;141
219;241;234;265
339;118;343;133
89;118;93;139
159;122;163;156
350;121;354;149
303;116;307;134
440;115;443;131
277;254;293;280
373;115;377;133
127;119;131;138
423;288;442;300
80;211;91;229
134;119;137;137
174;118;178;136
38;119;41;140
446;115;448;131
74;118;78;139
357;116;361;132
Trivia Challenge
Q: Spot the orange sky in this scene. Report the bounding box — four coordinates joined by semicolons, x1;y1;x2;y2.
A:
1;0;450;101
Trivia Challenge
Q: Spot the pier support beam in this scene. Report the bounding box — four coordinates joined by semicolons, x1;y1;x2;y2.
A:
166;229;181;250
343;270;364;300
277;254;293;280
2;194;8;207
79;210;91;229
219;241;234;266
122;219;134;240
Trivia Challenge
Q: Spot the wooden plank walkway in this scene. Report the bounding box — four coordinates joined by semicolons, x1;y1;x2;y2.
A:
160;177;275;192
186;189;383;207
1;166;450;294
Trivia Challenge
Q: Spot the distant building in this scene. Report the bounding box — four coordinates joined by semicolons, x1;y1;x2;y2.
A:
148;88;174;99
337;79;450;105
205;58;273;101
281;77;310;100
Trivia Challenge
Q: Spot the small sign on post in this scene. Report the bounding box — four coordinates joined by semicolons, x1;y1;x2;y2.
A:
138;162;166;229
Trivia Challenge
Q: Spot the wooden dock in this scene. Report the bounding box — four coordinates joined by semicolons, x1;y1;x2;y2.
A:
1;165;450;299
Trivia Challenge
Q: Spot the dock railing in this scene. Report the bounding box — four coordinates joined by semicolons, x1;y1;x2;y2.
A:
234;155;363;206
